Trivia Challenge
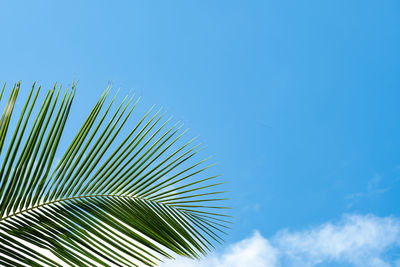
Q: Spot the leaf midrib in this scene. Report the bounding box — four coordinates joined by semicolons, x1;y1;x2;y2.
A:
0;194;139;222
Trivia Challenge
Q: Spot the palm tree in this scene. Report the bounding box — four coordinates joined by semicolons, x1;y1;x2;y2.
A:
0;82;230;266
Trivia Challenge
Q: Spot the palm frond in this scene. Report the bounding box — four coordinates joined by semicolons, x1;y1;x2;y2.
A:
0;82;231;266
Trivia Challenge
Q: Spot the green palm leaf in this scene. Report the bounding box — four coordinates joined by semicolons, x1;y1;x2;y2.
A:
0;82;230;266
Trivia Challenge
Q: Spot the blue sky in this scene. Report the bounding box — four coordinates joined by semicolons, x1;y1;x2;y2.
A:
1;1;400;266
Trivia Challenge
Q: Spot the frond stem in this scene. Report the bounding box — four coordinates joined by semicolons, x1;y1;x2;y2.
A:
0;194;138;222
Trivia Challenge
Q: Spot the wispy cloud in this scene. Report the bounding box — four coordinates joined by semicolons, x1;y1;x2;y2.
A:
346;175;389;208
161;214;400;267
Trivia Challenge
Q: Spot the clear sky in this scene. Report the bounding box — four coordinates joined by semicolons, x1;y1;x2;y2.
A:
1;1;400;266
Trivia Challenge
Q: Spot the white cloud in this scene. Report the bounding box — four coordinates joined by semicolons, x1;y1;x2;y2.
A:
160;231;278;267
275;214;400;267
161;214;400;267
